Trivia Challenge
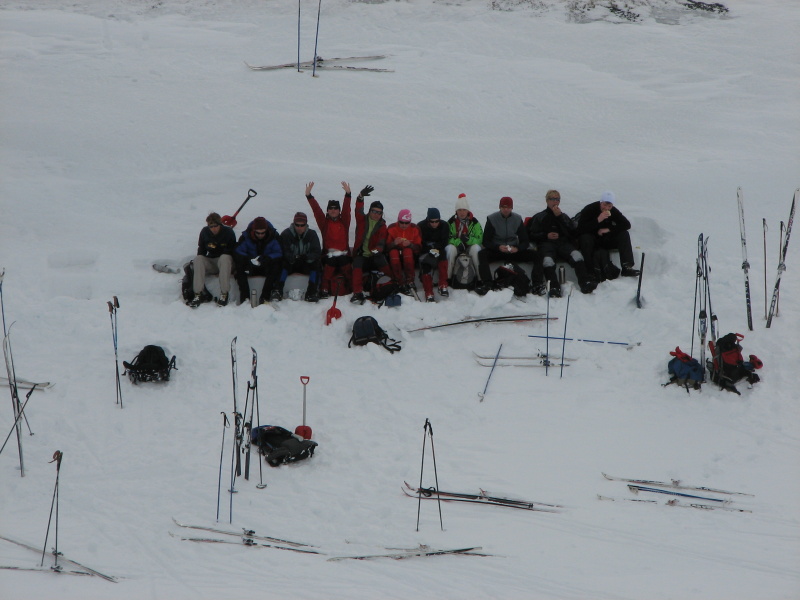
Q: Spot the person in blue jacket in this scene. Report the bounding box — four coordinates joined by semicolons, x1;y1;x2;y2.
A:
234;216;283;305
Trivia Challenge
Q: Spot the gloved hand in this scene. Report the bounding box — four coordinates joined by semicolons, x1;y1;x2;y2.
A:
251;257;261;267
359;185;374;197
430;249;440;258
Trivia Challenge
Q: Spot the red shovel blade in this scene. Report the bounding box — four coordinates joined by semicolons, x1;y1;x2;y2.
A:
325;295;342;325
295;425;313;440
221;215;237;227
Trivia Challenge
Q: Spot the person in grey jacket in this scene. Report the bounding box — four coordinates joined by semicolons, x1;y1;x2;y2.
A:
481;196;545;296
275;212;323;302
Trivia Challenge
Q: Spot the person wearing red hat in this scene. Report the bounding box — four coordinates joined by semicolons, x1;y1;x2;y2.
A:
386;208;422;295
483;197;546;297
189;212;238;307
233;216;283;305
305;181;353;297
275;212;323;302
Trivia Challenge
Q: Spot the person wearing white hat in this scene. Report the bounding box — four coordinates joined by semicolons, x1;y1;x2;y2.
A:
445;193;491;295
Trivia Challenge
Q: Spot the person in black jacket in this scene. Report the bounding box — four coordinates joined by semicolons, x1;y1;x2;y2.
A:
576;191;640;280
527;190;598;297
276;212;323;302
190;212;237;308
233;217;283;305
417;207;450;302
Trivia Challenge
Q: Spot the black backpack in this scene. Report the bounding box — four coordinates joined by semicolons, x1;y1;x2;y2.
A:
365;272;400;305
181;261;212;305
250;425;318;467
493;263;530;297
123;345;177;384
707;333;762;394
348;316;402;353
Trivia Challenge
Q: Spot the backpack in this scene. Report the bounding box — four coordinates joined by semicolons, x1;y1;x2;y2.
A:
664;346;704;391
123;345;177;384
707;333;762;394
365;272;401;306
348;316;402;353
492;263;531;297
451;253;477;289
250;425;318;467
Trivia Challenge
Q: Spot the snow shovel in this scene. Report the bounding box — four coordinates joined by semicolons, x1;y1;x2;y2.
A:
295;376;312;440
325;290;342;325
221;189;257;227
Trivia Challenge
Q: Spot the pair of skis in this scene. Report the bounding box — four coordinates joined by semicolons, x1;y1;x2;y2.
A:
473;351;576;368
403;481;562;513
739;188;796;329
0;534;117;582
245;54;392;73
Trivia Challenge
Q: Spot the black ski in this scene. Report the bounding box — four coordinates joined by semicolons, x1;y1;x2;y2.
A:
766;189;796;327
328;546;489;561
407;314;548;332
737;188;753;329
602;472;753;496
246;54;387;71
402;488;558;512
404;481;562;509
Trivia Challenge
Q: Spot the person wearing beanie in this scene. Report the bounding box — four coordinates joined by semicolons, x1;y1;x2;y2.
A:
445;194;490;295
305;181;353;297
483;196;545;297
386;209;423;295
233;217;283;306
350;184;392;304
575;191;640;280
188;212;238;308
527;190;598;297
417;207;450;301
274;212;323;303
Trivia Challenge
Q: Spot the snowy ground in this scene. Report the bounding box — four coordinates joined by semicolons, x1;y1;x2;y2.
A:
0;0;798;598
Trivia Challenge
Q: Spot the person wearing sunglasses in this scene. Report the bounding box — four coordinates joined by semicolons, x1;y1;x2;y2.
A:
233;216;283;306
417;207;450;302
275;212;323;302
188;212;237;308
350;185;392;304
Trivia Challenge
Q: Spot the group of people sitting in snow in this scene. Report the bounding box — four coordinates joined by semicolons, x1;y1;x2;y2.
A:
186;182;640;308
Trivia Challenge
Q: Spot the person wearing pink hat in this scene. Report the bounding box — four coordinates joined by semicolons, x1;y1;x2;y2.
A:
386;208;422;295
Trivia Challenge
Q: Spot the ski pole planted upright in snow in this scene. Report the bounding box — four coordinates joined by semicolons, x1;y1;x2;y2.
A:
415;418;443;532
107;297;122;408
763;218;768;320
40;451;63;571
215;412;229;522
311;0;322;77
635;252;645;309
560;291;572;379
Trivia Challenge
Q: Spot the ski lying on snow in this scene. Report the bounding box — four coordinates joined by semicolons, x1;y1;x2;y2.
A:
404;481;562;509
402;488;559;512
597;495;751;513
328;545;490;561
246;55;388;70
475;358;570;368
0;376;53;390
0;534;117;583
627;484;730;504
171;518;315;548
0;564;93;576
602;473;753;496
472;352;576;362
170;533;323;554
407;314;549;332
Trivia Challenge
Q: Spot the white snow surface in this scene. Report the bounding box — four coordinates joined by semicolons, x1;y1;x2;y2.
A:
1;0;798;598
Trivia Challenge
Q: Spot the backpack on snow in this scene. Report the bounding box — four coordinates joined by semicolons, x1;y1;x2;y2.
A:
181;261;212;305
365;272;400;305
664;346;704;391
250;425;318;467
348;316;402;353
451;253;477;289
492;263;530;297
707;332;762;395
123;344;177;384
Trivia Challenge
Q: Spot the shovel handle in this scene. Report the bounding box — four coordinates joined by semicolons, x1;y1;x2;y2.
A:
300;376;310;385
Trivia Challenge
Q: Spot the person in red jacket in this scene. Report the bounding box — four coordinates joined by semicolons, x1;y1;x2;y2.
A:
305;181;352;297
386;209;422;295
350;185;391;304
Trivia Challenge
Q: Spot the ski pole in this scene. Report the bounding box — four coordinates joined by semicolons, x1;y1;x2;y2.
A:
415;419;443;532
215;412;229;522
545;282;551;376
0;384;35;456
560;291;572;379
107;297;122;408
297;0;301;72
777;220;785;317
311;0;322;77
0;269;6;337
763;218;768;320
478;343;502;401
40;451;63;570
4;322;27;476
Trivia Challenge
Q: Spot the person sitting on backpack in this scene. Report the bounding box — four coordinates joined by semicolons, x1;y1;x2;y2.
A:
417;207;450;302
576;191;640;281
527;190;598;297
189;212;237;308
445;193;491;295
233;216;283;306
482;196;545;297
350;185;393;304
305;180;353;298
386;209;422;296
275;212;323;302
